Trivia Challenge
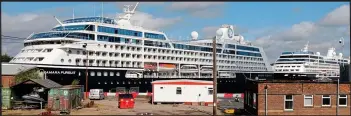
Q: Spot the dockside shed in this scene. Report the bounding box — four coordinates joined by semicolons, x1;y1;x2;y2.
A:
151;79;213;104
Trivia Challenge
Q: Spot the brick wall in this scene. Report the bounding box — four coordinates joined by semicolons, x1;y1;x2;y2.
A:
1;75;15;87
246;81;351;115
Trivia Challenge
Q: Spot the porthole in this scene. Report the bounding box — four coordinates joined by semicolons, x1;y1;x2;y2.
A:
61;59;64;63
68;59;72;63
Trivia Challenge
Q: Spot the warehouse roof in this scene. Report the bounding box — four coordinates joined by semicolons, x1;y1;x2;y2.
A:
11;79;62;88
1;63;37;75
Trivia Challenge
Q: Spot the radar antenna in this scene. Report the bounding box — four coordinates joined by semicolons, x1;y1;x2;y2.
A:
302;41;309;52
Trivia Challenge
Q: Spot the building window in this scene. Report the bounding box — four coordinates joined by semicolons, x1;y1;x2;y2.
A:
304;95;313;106
176;87;182;95
339;95;347;106
208;88;213;95
322;95;331;106
284;95;293;110
253;93;257;108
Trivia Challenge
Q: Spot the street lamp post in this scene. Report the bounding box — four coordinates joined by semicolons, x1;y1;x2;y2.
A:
337;37;345;115
83;43;88;99
212;36;217;116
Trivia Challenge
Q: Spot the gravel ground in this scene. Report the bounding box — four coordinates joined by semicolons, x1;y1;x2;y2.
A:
2;97;224;115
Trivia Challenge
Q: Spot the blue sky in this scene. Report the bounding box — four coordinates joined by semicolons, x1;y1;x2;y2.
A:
2;2;348;40
2;2;350;62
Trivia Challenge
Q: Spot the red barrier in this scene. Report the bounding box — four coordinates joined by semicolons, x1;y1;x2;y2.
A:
147;92;152;96
131;92;138;98
224;93;233;98
104;92;107;97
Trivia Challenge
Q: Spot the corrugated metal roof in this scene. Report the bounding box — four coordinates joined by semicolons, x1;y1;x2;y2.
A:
1;63;37;75
12;79;62;88
30;79;62;88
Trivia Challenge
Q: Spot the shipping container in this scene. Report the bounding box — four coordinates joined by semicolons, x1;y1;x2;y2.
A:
48;86;83;111
2;88;12;109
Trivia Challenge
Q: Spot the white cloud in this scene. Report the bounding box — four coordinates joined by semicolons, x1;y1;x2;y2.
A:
2;9;181;56
168;2;224;18
1;13;60;56
116;2;164;8
252;4;350;63
128;11;182;30
201;26;219;38
319;4;350;26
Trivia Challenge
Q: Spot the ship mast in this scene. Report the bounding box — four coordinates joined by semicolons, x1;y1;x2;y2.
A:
116;2;139;26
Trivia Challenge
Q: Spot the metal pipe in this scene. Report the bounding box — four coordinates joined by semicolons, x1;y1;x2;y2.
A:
265;85;268;116
84;43;89;100
337;78;339;115
212;36;217;116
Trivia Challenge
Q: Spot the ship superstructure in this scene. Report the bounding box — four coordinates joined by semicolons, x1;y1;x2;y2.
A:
273;42;350;78
8;3;273;93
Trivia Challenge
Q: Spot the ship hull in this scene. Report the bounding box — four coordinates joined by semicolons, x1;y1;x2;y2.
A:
37;66;273;93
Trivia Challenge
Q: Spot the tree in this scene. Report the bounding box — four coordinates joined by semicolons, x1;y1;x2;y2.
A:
15;68;41;84
1;54;13;62
71;79;80;85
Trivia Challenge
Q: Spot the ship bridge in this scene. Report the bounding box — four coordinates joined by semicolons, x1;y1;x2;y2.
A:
62;17;117;25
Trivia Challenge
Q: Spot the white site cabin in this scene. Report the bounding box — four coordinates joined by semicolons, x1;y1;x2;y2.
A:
151;79;214;104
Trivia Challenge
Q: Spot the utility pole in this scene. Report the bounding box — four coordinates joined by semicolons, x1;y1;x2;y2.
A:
83;43;88;99
337;37;344;115
212;36;217;116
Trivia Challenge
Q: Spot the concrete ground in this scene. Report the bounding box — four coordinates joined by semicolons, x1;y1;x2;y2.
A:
2;97;225;115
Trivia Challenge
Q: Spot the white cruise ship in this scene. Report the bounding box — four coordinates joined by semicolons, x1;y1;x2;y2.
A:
273;42;350;79
7;3;273;93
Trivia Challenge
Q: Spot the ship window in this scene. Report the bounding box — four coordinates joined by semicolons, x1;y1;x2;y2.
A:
116;72;120;76
97;72;102;76
208;88;213;95
77;50;80;54
110;72;114;76
68;59;72;63
38;57;44;61
103;72;108;76
46;49;53;52
176;87;182;95
61;59;64;62
90;71;95;76
68;50;72;54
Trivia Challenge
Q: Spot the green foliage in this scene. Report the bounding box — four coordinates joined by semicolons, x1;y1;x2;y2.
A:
1;54;13;62
71;79;80;85
15;68;41;83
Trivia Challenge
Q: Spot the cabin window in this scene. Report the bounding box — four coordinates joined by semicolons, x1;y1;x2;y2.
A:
176;87;182;95
90;71;95;76
160;87;163;89
208;88;213;95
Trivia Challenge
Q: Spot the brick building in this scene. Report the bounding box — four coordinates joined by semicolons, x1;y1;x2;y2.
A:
1;63;37;87
244;80;351;115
